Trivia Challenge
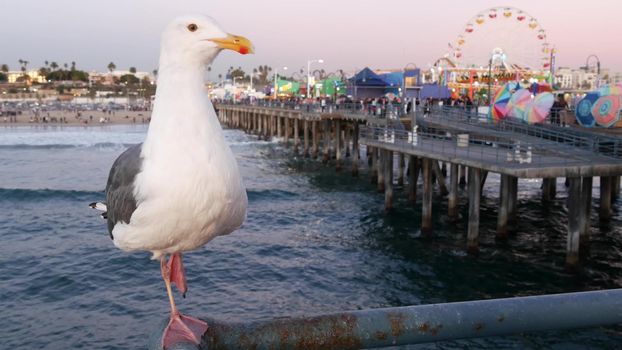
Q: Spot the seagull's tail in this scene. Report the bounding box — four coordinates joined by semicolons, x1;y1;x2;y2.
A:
89;202;108;220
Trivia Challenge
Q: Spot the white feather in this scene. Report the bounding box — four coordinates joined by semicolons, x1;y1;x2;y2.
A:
110;15;248;259
90;202;108;211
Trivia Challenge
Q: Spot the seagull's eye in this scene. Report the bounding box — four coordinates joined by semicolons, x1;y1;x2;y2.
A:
187;23;198;32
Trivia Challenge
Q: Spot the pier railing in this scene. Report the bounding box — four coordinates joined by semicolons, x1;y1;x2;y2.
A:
424;106;622;159
216;100;622;160
151;289;622;350
360;125;618;172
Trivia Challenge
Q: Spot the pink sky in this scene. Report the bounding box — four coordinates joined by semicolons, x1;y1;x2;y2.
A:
1;0;620;76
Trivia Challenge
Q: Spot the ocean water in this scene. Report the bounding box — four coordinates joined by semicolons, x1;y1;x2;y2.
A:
1;124;621;349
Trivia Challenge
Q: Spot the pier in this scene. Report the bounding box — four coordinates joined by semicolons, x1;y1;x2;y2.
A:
215;102;622;267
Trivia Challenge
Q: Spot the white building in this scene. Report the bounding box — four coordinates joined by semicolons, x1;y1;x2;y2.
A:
554;67;574;89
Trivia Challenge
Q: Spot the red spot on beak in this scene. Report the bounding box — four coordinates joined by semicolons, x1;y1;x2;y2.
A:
239;47;249;55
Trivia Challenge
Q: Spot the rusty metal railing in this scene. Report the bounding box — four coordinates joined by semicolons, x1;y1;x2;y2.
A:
150;289;622;350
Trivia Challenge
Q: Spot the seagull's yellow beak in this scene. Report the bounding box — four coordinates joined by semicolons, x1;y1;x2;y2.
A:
209;33;254;55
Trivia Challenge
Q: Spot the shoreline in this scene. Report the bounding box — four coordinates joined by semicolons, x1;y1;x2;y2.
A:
1;110;152;127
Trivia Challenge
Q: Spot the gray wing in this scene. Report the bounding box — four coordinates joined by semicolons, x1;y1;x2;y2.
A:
105;143;143;239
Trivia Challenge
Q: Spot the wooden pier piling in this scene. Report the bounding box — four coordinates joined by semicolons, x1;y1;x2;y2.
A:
542;178;556;201
377;148;385;193
459;165;467;188
448;163;459;222
408;156;419;203
432;161;449;196
303;119;310;157
311;121;319;159
508;176;518;230
397;153;405;187
566;177;582;267
284;116;290;148
580;177;593;254
497;174;510;239
385;150;394;212
335;120;342;171
322;120;330;164
467;167;482;254
370;146;378;183
422;158;433;235
352;123;359;176
600;176;612;220
293;118;300;154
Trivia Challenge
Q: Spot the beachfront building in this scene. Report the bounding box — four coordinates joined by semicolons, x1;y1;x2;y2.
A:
88;70;155;86
6;70;46;84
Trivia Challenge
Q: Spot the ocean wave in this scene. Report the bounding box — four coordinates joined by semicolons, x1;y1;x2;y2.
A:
0;142;136;150
247;188;298;201
228;139;280;147
0;188;104;201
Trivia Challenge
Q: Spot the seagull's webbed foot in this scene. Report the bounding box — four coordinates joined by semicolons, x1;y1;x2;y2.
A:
160;254;205;349
162;312;208;349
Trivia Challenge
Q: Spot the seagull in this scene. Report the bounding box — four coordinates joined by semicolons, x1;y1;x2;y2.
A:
90;14;253;349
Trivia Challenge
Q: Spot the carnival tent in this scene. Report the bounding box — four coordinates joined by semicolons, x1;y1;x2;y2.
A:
348;67;388;99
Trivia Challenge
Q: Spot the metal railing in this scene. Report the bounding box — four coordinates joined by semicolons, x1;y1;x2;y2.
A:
215;101;622;160
360;125;617;169
215;100;405;119
150;289;622;350
424;105;622;159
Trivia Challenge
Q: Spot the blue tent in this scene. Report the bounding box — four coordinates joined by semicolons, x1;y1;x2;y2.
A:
349;67;387;87
348;67;388;99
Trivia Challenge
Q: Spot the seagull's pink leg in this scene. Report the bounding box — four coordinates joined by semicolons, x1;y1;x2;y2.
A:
160;255;208;349
167;252;188;297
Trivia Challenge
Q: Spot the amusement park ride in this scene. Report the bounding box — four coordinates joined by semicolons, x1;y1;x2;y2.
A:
432;6;554;100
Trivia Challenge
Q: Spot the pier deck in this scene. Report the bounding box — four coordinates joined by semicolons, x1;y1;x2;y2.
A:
215;102;622;267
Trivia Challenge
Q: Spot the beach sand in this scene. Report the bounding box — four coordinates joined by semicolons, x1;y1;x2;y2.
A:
1;110;152;126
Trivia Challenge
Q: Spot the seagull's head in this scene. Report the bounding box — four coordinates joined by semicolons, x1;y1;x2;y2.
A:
160;14;254;68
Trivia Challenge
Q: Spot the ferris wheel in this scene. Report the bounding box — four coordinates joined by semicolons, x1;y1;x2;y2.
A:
449;7;551;73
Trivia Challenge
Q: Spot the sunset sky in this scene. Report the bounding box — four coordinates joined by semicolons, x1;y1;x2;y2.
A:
1;0;620;77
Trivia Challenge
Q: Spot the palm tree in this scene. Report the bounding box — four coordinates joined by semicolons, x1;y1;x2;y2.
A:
129;67;137;74
50;62;59;71
152;69;158;79
18;59;29;72
71;61;76;71
107;62;116;73
18;60;29;81
63;63;68;70
44;60;49;67
256;65;272;85
1;64;8;73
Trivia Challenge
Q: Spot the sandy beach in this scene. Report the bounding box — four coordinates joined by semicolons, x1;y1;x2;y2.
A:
1;110;152;126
